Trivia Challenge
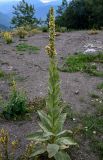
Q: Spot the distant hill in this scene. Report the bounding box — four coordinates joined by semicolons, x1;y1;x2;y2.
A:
0;24;8;30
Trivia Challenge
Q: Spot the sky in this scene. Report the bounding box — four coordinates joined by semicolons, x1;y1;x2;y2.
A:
40;0;57;3
0;0;57;3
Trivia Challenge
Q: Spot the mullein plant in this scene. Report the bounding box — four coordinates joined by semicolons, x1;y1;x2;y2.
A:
27;7;77;160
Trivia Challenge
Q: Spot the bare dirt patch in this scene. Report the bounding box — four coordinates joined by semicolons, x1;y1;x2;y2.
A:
0;31;103;159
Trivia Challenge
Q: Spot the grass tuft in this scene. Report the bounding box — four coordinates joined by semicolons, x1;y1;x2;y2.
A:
16;43;40;54
97;82;103;90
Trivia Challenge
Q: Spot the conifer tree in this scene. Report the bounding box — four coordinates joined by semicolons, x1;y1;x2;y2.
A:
11;0;37;28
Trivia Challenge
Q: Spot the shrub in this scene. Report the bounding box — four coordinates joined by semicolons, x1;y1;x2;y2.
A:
41;26;48;32
87;29;99;35
55;26;67;33
3;80;28;119
27;7;77;160
60;27;67;33
29;28;41;36
3;32;12;44
16;27;28;38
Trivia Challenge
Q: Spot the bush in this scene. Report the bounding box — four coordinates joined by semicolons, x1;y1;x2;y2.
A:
87;29;99;35
41;26;48;32
29;28;41;36
3;32;12;44
3;81;28;119
16;27;28;38
56;26;67;33
60;27;67;33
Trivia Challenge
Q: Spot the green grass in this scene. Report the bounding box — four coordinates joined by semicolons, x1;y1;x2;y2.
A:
81;114;103;159
90;93;100;99
64;98;103;159
0;69;5;78
97;82;103;90
0;69;25;85
60;53;103;77
16;43;40;54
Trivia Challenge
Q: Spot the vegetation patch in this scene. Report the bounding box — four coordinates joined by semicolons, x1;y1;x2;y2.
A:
90;93;100;99
0;69;5;78
59;53;103;77
2;81;28;120
97;82;103;90
16;43;40;54
81;114;103;159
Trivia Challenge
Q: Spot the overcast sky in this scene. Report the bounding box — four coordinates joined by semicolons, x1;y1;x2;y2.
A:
0;0;57;3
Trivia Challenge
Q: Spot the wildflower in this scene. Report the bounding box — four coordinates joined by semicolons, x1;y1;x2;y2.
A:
45;8;57;58
73;118;76;121
99;100;102;103
96;99;99;102
93;131;96;134
11;140;18;150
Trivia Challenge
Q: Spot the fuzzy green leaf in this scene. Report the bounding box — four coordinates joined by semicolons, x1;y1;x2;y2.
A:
56;137;77;146
47;144;59;158
30;146;46;157
38;110;52;128
54;151;71;160
27;131;49;142
57;130;73;137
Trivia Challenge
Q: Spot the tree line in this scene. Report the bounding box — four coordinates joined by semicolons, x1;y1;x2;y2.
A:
56;0;103;29
12;0;103;30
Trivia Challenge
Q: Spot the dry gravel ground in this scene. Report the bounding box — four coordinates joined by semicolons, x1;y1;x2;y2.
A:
0;31;103;159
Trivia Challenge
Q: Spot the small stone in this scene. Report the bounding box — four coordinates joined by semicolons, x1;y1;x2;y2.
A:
75;90;79;95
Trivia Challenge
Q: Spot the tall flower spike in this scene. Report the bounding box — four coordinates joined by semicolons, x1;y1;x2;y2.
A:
46;7;57;58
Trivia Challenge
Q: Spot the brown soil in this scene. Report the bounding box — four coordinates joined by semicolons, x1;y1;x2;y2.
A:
0;31;103;160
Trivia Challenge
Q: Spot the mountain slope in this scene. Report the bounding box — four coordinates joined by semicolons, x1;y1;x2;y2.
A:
0;12;10;27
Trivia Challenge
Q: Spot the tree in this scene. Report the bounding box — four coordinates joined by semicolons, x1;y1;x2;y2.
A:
56;0;103;29
64;0;90;29
11;0;37;28
45;10;50;27
56;0;68;27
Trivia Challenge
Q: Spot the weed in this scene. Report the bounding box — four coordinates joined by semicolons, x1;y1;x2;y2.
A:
16;43;40;54
2;81;28;120
16;27;28;39
3;32;12;44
